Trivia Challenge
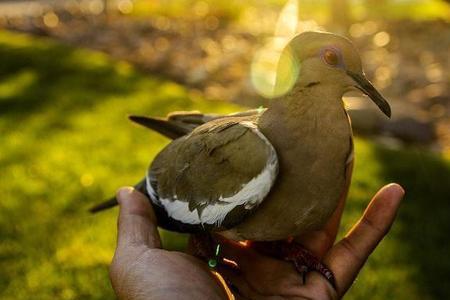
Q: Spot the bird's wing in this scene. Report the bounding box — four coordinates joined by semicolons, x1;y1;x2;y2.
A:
146;115;278;230
129;109;265;140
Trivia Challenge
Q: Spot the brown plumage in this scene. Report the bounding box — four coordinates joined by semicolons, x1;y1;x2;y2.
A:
90;31;391;244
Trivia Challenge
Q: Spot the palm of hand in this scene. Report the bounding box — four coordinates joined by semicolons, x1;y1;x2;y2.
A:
110;184;403;300
212;238;338;299
111;246;228;299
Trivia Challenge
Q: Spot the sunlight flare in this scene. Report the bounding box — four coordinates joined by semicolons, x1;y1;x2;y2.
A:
251;0;300;98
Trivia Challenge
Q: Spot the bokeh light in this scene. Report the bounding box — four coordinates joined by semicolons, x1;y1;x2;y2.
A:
0;1;449;299
251;0;300;98
43;11;59;28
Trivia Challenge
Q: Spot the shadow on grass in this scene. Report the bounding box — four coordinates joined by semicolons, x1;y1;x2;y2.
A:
0;31;145;299
0;32;142;126
375;145;450;299
2;29;448;300
0;30;239;300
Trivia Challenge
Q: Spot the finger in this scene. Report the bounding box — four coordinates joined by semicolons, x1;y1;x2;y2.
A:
116;186;161;250
218;239;304;297
215;237;255;269
324;183;405;296
217;265;264;300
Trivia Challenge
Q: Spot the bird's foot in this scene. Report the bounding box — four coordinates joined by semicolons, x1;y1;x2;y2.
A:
251;240;336;288
190;233;220;267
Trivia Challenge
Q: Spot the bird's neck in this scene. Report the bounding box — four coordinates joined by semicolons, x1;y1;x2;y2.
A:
258;83;351;172
261;83;348;131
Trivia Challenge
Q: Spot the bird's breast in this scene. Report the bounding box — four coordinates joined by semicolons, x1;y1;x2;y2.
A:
224;103;352;241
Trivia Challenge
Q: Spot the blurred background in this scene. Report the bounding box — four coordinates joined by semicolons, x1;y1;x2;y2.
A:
0;0;449;299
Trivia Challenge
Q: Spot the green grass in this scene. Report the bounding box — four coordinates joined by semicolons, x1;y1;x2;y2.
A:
342;140;450;299
0;30;449;299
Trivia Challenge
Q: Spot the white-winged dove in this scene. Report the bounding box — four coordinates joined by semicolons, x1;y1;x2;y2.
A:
91;31;391;286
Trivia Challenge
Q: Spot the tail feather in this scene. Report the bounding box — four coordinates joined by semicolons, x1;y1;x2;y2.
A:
89;197;118;213
128;115;193;140
128;110;263;140
90;110;262;213
89;178;147;213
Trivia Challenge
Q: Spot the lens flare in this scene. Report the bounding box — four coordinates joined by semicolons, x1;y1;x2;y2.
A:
275;0;299;38
251;0;299;98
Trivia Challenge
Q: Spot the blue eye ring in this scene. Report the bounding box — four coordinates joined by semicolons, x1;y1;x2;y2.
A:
320;47;344;68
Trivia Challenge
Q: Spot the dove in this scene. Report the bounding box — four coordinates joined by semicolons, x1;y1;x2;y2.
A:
90;31;391;286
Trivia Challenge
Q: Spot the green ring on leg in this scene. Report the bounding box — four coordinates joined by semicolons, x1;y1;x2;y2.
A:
208;244;221;268
208;258;218;268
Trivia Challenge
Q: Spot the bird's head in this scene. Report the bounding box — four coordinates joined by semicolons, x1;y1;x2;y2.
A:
276;31;391;117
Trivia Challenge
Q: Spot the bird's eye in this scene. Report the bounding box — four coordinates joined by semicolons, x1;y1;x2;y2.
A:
323;48;339;66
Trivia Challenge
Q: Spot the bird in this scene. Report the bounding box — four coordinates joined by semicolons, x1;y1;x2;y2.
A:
90;31;391;287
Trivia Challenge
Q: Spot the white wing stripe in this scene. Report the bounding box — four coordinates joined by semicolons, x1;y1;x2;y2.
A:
147;122;278;226
146;175;159;204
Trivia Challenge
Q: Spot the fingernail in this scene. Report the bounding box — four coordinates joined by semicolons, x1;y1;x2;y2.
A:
116;186;135;204
388;183;405;197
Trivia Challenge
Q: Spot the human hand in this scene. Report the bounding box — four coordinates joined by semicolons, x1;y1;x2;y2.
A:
109;184;404;300
215;183;405;299
109;187;229;300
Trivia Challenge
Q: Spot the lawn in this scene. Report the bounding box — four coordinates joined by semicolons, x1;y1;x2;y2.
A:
0;30;449;300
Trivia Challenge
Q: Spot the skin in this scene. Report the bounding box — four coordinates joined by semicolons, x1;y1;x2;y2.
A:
110;183;405;300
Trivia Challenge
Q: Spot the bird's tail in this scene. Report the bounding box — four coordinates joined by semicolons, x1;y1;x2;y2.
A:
89;178;147;213
89;197;118;213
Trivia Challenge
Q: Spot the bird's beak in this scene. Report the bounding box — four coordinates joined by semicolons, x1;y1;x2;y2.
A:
347;71;391;118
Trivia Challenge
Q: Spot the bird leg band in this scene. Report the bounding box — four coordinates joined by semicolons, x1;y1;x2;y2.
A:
190;233;223;268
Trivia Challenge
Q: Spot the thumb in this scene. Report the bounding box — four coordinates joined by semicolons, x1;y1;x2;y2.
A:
323;183;404;296
116;187;161;250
